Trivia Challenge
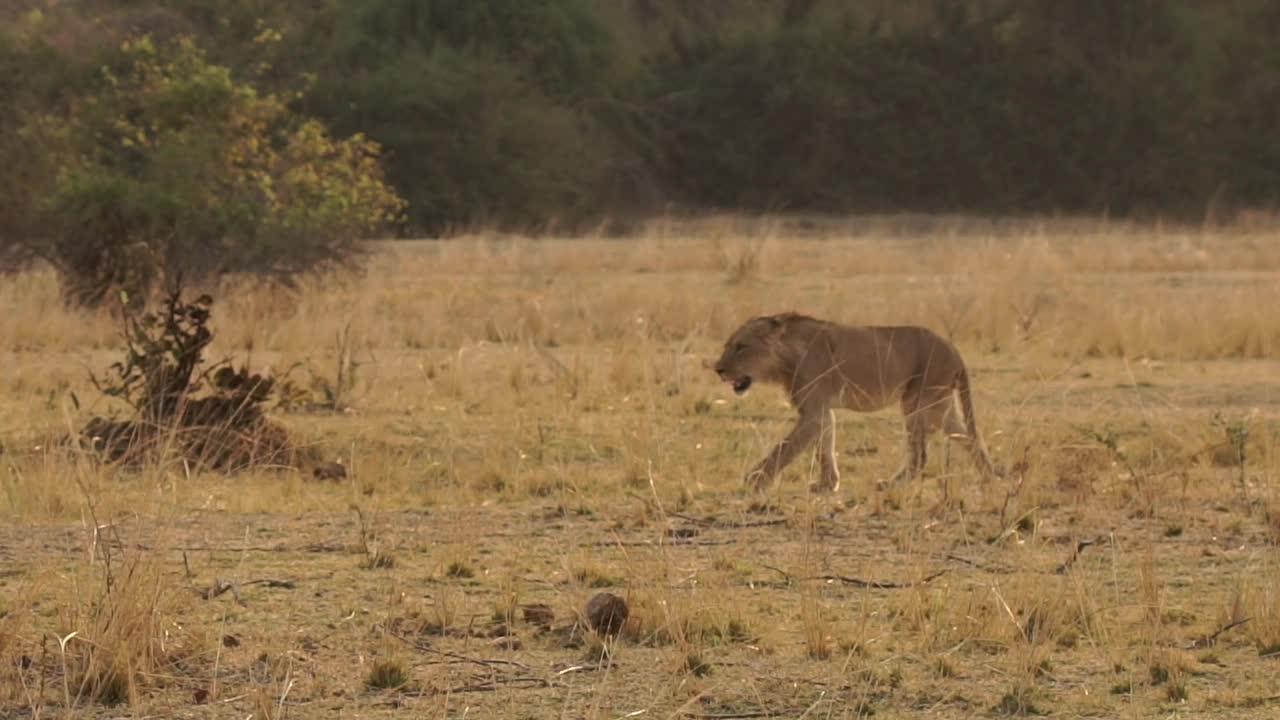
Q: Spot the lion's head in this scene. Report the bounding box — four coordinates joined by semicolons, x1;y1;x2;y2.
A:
713;315;785;395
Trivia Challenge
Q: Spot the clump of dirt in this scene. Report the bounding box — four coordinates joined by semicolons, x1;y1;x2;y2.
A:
79;282;311;473
584;592;630;637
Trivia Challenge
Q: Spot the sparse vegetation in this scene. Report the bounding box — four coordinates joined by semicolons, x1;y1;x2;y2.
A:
365;658;410;691
444;559;475;579
3;219;1280;718
995;683;1044;716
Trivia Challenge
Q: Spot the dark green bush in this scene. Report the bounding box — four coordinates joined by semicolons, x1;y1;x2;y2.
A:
296;0;644;232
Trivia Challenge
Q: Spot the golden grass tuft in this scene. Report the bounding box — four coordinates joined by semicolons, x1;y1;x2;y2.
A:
365;657;411;691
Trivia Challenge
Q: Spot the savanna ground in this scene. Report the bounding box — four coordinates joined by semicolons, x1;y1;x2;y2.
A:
3;216;1280;719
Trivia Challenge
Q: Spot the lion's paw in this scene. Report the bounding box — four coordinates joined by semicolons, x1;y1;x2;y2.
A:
808;480;840;495
744;470;773;493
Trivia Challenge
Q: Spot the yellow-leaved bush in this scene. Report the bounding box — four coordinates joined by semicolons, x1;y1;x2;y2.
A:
17;35;406;306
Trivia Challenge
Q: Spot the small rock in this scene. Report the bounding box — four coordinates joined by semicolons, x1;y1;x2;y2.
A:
584;592;629;637
313;461;347;481
492;636;523;651
521;603;555;628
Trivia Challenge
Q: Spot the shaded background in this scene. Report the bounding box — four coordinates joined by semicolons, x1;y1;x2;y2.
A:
4;0;1278;236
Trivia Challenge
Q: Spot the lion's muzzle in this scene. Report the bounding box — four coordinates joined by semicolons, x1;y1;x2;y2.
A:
714;364;753;395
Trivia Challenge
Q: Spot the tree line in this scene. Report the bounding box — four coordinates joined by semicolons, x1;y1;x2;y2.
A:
3;0;1277;303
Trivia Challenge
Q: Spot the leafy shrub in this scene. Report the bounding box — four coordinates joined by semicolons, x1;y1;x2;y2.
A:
14;35;404;307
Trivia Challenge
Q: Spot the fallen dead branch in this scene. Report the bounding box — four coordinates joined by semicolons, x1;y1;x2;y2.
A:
665;511;788;529
760;564;949;589
1189;617;1251;649
1052;538;1101;574
631;501;790;530
386;628;553;696
811;568;949;589
681;710;805;719
585;539;735;548
388;629;532;671
435;677;552;694
137;542;292;553
555;664;602;676
939;553;1016;574
198;577;296;604
391;676;556;700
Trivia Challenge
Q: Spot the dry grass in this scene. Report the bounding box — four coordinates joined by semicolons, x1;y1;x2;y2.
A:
3;215;1280;718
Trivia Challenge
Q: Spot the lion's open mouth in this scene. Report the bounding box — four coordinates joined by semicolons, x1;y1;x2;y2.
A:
731;376;753;395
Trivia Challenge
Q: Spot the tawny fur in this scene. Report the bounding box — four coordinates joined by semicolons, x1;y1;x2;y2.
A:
712;312;1001;493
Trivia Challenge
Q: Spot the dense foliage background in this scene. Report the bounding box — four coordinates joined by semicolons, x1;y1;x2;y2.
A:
3;0;1278;301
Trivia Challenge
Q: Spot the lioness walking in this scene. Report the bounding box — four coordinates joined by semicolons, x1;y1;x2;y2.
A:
712;312;1000;493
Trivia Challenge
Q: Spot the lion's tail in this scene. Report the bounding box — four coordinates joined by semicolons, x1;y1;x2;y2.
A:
956;365;1002;480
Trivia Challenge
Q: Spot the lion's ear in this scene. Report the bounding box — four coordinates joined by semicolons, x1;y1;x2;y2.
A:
763;314;786;338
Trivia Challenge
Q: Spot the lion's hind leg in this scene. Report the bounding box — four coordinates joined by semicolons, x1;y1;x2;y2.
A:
941;395;967;472
943;396;969;439
886;384;951;489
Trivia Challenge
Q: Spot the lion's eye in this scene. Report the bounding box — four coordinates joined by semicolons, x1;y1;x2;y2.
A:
733;343;747;353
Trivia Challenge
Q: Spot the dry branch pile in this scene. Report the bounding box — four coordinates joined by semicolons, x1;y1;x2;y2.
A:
79;283;306;472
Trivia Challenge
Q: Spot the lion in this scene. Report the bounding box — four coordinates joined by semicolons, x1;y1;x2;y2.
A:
712;312;1000;494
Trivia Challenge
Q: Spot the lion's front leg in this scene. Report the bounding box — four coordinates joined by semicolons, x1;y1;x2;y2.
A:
810;408;840;494
746;410;824;492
